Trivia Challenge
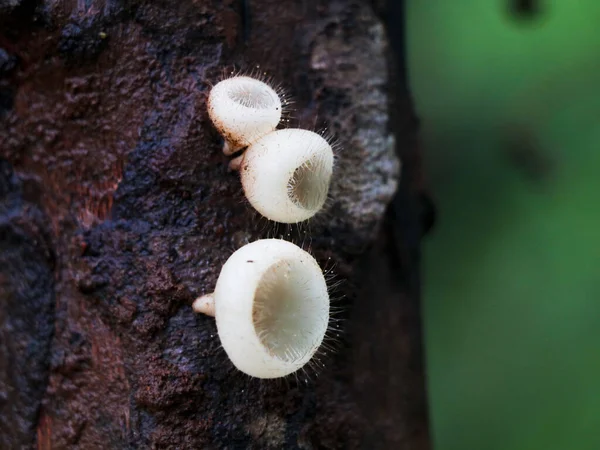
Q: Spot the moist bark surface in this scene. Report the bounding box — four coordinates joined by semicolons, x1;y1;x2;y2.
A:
0;1;429;448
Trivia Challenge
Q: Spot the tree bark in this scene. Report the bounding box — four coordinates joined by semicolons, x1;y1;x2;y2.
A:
0;0;429;448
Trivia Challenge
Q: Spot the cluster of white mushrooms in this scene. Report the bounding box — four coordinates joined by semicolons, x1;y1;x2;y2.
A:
208;75;334;224
193;74;336;379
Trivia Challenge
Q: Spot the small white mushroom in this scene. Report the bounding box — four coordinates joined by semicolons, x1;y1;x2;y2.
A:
208;76;283;155
234;129;334;223
193;239;330;379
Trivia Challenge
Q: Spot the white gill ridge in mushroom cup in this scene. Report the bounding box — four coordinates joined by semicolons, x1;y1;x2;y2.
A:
208;76;283;155
241;129;334;223
214;239;329;379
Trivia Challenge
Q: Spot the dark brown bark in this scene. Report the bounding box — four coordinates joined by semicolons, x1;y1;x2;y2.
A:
0;0;429;448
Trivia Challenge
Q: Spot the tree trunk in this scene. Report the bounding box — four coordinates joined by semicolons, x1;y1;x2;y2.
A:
0;0;429;448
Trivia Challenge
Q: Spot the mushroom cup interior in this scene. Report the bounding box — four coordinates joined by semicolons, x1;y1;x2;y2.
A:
252;258;327;362
227;79;278;110
288;155;331;211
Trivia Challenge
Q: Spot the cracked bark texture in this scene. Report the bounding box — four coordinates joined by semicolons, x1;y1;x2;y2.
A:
0;0;429;448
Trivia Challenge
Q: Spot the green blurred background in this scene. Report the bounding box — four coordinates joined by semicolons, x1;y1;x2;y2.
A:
407;1;600;449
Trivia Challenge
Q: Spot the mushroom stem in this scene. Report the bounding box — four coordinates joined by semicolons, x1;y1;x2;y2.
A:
228;153;245;171
222;140;236;156
193;293;216;317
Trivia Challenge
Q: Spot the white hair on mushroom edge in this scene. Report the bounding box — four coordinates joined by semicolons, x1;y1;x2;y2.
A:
233;129;335;224
193;239;330;379
207;75;284;155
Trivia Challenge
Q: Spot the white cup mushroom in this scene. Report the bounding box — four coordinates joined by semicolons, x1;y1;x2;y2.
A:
208;76;284;155
193;239;330;379
232;129;334;223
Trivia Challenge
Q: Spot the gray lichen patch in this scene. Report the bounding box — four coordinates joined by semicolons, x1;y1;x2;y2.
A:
309;4;401;250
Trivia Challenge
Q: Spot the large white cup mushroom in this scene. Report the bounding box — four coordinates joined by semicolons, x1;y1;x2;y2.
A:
193;239;330;379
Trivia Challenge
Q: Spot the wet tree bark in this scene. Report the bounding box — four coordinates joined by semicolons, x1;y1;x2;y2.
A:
0;0;429;448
